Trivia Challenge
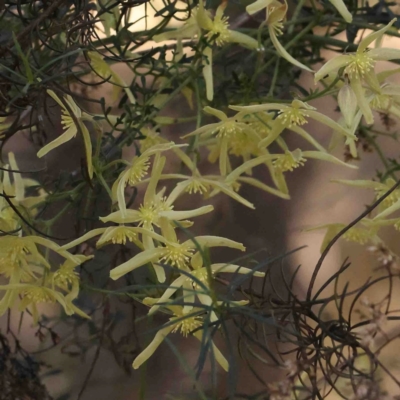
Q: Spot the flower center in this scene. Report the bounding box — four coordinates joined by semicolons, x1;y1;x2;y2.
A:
273;151;306;173
190;267;212;289
370;94;391;111
343;227;376;244
206;15;230;46
53;267;79;288
24;287;54;304
138;203;159;226
214;120;243;139
126;157;150;186
277;108;309;127
344;52;374;80
159;242;194;269
171;315;203;337
185;178;209;195
110;226;138;245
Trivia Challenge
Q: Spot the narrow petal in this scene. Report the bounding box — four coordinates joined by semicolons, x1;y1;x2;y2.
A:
110;248;164;281
204;106;228;121
206;180;255;209
185;236;245;251
289;126;327;152
219;138;228;176
258;121;285;148
246;0;274;15
314;55;351;82
148;275;187;315
350;79;374;125
202;47;214;101
99;209;141;224
160;205;214;221
302;151;358;169
338;84;358;128
144;155;166;205
331;179;384;189
306;110;356;139
238;176;290;199
229;103;289;113
374;198;400;220
132;325;175;369
358;19;397;53
269;28;313;72
193;330;229;371
211;263;265;277
37;125;77;158
328;0;352;23
228;30;259;50
79;121;93;179
226;154;276;183
59;228;107;250
46;89;67;110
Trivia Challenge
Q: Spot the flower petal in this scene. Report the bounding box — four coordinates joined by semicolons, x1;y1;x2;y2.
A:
160;205;214;221
132;325;175;369
269;28;313;72
228;30;259;50
328;0;352;23
185;236;245;251
110;248;165;281
37;125;77;158
211;263;265;277
314;55;351;82
358;19;397;53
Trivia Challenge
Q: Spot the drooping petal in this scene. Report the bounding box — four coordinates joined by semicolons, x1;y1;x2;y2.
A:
159;205;214;221
193;330;229;371
328;0;352;23
59;228;107;250
144;155;166;205
226;154;276;183
246;0;275;15
132;325;175;369
269;27;313;72
314;55;351;82
148;275;187;315
374;198;400;221
99;209;141;224
238;176;290;199
37;125;77;158
350;79;374;125
79;121;93;179
185;236;245;251
358;19;397;53
202;46;214;101
110;248;165;281
211;263;265;277
205;180;255;209
227;30;259;50
302;151;357;169
338;84;358;128
204;106;228;121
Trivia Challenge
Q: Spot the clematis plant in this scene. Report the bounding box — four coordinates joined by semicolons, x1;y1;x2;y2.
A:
315;19;400;125
37;90;96;179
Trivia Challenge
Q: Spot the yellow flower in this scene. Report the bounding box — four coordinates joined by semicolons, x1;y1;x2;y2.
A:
132;301;228;371
109;218;245;282
183;106;261;176
145;251;265;322
308;221;381;253
111;143;180;216
247;0;313;72
230;99;356;148
0;281;89;324
155;1;259;100
315;19;399;125
37;90;95;179
88;51;135;104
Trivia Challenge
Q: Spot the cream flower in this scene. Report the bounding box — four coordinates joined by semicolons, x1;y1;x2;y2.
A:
37;90;95;178
315;19;400;125
230;99;356;148
132;302;228;371
247;0;313;72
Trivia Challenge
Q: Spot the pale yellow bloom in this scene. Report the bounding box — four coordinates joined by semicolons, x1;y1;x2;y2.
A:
230;99;356;148
247;0;313;72
37;90;95;178
88;51;135;103
155;1;259;100
315;19;400;125
132;301;228;371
